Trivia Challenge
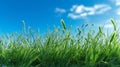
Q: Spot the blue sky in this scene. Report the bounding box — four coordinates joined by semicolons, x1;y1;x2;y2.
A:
0;0;120;34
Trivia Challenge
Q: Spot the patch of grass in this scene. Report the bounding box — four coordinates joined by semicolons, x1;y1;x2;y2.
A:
0;19;120;67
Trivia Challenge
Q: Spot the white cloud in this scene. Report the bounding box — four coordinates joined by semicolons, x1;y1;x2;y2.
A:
95;4;112;14
55;8;66;14
68;14;81;19
110;0;120;15
113;0;120;6
68;4;111;19
116;0;120;6
80;13;87;17
111;0;120;15
116;8;120;15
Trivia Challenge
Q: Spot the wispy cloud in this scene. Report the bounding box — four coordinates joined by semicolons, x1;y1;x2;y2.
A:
111;0;120;15
55;8;66;14
112;0;120;6
68;4;111;19
116;8;120;15
116;0;120;6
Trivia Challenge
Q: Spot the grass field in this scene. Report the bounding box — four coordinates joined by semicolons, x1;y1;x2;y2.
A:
0;19;120;67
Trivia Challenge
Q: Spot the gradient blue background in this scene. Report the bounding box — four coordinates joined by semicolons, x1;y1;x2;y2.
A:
0;0;119;34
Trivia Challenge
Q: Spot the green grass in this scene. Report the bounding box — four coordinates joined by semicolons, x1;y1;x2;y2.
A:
0;19;120;67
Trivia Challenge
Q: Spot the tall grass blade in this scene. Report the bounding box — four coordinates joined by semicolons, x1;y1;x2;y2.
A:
111;19;116;31
61;19;66;30
99;26;103;34
110;32;116;43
